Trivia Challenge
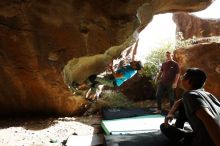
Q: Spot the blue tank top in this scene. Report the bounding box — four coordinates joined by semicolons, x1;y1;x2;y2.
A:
115;65;137;86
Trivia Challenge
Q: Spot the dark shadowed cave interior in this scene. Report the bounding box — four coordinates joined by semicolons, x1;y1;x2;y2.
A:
0;0;220;145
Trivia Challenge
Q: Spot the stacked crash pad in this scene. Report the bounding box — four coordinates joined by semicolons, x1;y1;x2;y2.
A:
101;108;176;146
101;114;164;135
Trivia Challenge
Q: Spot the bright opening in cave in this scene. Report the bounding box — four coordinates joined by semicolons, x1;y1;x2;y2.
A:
136;0;220;63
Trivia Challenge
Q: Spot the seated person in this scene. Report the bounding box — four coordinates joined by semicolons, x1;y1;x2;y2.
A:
160;68;220;146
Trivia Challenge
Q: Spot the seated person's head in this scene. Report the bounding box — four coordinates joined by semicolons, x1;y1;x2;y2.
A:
130;61;143;70
182;68;206;90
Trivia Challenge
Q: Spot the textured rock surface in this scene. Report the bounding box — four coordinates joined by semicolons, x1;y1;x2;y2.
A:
0;0;213;115
119;74;155;101
174;43;220;98
173;11;220;99
173;12;220;39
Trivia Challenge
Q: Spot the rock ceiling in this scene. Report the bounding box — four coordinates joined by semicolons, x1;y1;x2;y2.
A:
0;0;214;115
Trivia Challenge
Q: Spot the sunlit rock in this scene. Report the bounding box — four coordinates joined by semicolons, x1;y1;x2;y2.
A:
0;0;214;115
175;43;220;98
173;12;220;40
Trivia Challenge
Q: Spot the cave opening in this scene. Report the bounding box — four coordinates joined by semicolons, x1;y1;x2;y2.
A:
61;0;220;116
1;0;220;145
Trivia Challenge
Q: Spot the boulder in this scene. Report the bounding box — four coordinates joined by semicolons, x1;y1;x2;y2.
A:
174;43;220;99
119;74;155;101
173;12;220;39
0;0;214;115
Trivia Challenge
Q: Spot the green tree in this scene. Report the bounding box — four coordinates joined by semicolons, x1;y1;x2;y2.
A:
142;41;175;82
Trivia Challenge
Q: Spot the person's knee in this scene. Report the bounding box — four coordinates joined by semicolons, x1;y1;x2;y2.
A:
160;123;167;133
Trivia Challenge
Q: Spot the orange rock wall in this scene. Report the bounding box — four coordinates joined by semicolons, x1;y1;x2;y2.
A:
0;0;213;115
174;43;220;98
173;12;220;39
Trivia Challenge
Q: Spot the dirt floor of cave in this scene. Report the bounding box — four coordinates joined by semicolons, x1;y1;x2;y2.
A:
0;115;103;146
0;98;171;146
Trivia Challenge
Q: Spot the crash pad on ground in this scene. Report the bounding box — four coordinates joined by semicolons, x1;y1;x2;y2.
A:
102;108;155;120
101;114;164;135
104;131;177;146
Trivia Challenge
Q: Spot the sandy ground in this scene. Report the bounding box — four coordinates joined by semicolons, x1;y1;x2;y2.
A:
0;115;102;146
0;96;171;146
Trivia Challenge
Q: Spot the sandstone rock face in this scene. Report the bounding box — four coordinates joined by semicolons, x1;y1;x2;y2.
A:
119;74;155;101
0;0;213;115
174;43;220;99
173;12;220;99
173;12;220;39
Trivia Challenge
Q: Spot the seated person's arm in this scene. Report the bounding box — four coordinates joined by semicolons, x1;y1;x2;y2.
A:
172;73;180;88
164;99;182;126
196;107;220;146
169;99;183;114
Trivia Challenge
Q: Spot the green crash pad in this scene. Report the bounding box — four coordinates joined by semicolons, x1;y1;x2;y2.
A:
104;132;176;146
101;114;165;135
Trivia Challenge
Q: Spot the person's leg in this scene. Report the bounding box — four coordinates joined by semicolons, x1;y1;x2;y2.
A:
155;83;166;111
95;84;104;99
95;76;115;88
160;123;192;145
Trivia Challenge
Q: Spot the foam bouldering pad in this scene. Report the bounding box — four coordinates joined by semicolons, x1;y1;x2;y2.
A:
102;108;163;120
101;114;164;135
104;131;177;146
